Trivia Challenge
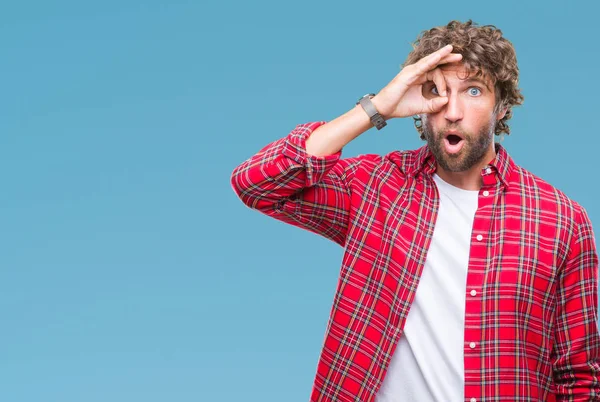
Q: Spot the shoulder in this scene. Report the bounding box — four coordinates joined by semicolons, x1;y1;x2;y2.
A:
509;164;588;227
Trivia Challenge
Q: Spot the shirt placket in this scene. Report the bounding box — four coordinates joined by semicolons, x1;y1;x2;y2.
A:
463;165;499;402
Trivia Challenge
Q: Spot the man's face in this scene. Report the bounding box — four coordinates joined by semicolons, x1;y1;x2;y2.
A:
421;63;506;173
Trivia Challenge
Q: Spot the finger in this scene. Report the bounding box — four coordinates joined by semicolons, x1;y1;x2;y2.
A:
415;66;446;94
439;52;463;66
430;67;447;96
425;96;449;114
414;44;454;74
410;52;462;88
415;48;463;77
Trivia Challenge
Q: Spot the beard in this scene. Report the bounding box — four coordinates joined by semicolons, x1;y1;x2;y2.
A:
422;115;496;173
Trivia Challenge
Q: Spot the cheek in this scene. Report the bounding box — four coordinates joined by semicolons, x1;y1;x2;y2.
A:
423;113;444;128
422;115;441;134
465;102;496;124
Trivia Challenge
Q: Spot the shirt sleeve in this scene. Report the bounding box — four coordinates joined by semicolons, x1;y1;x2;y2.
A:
230;121;368;247
552;205;600;400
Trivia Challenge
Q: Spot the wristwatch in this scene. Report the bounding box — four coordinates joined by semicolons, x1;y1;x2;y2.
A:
356;93;387;130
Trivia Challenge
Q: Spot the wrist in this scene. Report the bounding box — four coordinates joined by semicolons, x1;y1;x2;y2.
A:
356;94;388;130
371;94;392;120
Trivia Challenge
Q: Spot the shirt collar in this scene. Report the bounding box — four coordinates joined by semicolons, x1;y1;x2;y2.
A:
406;143;515;189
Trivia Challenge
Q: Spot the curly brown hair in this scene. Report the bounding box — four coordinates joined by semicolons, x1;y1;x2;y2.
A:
405;20;524;139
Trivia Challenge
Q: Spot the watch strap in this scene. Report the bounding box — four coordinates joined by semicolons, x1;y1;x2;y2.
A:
357;94;387;130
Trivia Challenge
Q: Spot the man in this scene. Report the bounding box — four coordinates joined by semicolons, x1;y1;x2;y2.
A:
230;20;600;401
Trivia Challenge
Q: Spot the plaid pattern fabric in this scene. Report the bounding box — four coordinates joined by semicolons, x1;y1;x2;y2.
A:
231;121;600;401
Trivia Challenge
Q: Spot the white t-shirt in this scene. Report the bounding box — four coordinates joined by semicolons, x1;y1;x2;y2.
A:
375;174;479;402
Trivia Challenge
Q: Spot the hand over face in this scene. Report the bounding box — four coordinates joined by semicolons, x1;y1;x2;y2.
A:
373;45;463;119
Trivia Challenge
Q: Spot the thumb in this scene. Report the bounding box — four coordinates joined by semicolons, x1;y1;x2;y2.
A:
425;96;448;113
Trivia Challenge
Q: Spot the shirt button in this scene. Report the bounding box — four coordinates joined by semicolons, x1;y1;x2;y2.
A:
470;398;477;402
469;342;477;349
483;190;489;197
470;289;477;296
476;234;483;241
485;168;492;174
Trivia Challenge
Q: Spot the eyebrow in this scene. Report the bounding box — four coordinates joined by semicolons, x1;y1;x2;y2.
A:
462;78;491;91
426;77;493;92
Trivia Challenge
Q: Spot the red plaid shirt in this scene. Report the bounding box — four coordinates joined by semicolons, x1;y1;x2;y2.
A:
231;122;600;401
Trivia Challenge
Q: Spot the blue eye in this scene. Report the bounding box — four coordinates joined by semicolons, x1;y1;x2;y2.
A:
468;87;482;96
431;86;439;95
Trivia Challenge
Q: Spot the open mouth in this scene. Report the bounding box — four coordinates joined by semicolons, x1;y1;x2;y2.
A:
443;133;465;154
447;134;462;145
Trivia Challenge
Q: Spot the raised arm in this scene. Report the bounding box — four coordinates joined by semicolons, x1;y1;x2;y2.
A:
231;45;463;245
231;121;368;246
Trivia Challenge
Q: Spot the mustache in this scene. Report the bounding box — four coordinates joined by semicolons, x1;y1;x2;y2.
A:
438;126;467;137
435;126;471;141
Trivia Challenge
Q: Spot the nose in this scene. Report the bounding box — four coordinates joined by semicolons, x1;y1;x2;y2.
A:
443;93;463;123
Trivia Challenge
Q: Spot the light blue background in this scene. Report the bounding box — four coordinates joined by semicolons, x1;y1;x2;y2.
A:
2;1;598;401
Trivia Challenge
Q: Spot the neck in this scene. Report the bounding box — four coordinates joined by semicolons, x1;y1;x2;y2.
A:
435;146;497;191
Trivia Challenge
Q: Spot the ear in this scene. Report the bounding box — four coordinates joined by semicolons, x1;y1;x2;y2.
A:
497;107;508;121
